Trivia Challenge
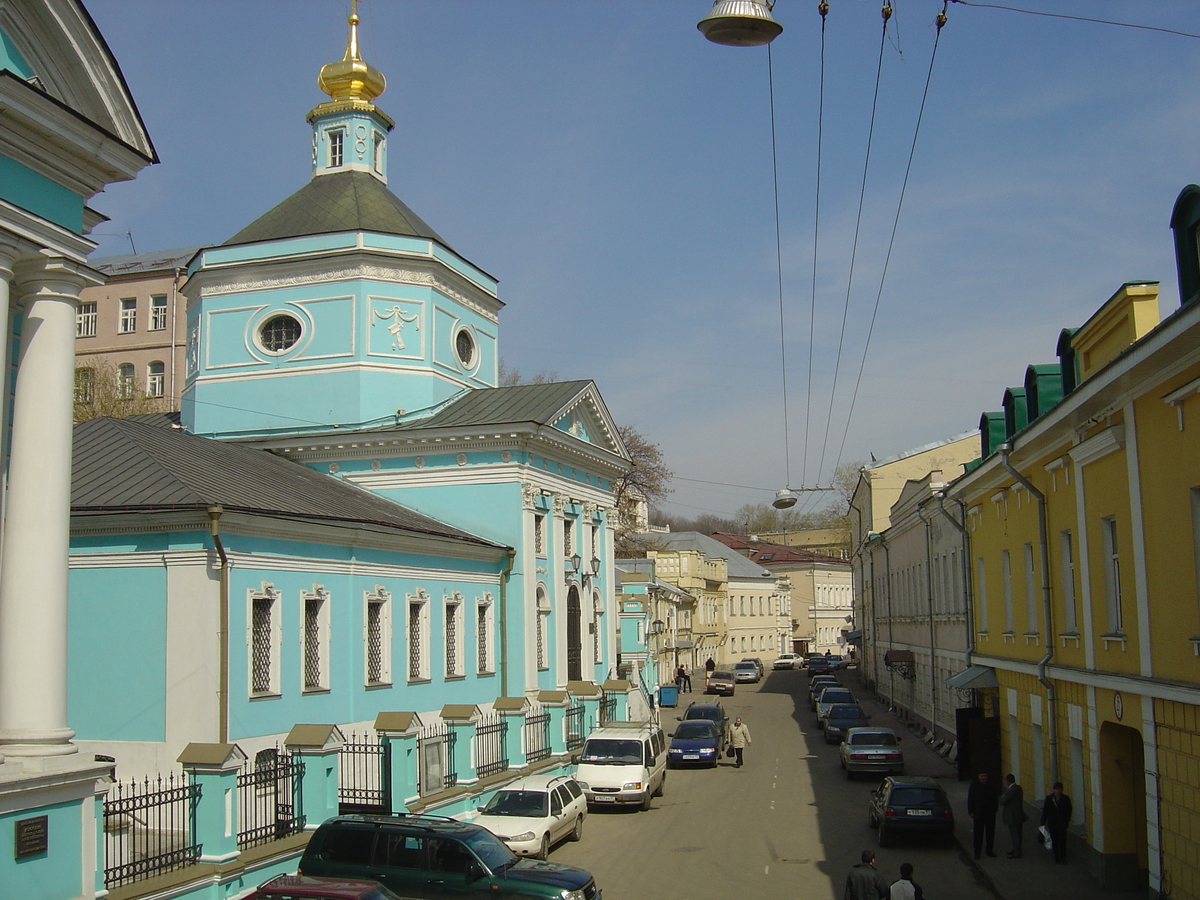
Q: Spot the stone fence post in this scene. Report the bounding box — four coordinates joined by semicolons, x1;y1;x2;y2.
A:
376;712;422;812
284;724;344;830
178;742;247;864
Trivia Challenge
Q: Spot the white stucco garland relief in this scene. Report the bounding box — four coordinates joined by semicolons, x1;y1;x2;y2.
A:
196;264;500;325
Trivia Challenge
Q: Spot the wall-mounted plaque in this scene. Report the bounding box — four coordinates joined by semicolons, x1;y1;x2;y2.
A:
15;815;47;859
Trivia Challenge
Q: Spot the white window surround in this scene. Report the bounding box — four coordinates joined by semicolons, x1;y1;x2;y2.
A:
536;584;550;671
477;592;494;674
301;584;331;693
406;589;429;682
365;586;393;686
150;293;168;331
147;361;165;398
1002;549;1014;634
1024;543;1038;635
76;300;96;337
118;297;136;334
1102;517;1123;635
117;363;135;399
248;582;282;698
1060;530;1078;634
592;590;604;664
328;128;344;168
444;592;464;679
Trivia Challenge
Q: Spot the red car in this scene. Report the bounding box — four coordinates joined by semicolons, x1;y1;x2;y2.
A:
244;875;401;900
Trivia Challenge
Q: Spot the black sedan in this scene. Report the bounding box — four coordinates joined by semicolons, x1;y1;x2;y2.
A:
868;776;955;847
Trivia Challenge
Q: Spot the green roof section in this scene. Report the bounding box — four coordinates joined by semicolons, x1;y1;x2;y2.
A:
979;411;1005;458
1003;387;1028;440
1024;364;1064;422
224;170;449;249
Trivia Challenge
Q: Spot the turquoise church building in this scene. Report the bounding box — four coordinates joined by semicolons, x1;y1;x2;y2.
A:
67;8;632;780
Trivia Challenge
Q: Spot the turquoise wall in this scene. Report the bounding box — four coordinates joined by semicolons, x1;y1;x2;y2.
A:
0;28;33;79
68;565;166;741
0;800;84;900
0;153;83;232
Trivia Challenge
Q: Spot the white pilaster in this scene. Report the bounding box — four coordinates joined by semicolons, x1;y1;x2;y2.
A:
0;257;89;757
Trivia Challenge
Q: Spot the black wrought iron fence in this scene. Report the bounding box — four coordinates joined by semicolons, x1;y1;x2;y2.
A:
417;722;458;796
600;693;617;725
339;732;391;814
236;750;305;849
525;707;551;762
103;773;201;888
566;701;585;751
475;713;508;778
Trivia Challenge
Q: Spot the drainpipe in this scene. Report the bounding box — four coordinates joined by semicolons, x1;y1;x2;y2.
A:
499;549;515;698
997;443;1059;785
918;504;938;738
935;492;974;667
208;507;229;745
169;267;182;406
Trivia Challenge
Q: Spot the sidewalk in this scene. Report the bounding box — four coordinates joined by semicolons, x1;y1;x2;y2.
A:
843;668;1142;900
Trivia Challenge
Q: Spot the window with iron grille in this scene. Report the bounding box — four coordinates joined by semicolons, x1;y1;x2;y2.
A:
534;514;545;556
150;294;168;331
407;589;429;681
536;586;549;671
563;518;574;557
249;584;280;696
76;301;97;337
302;586;329;691
593;592;603;664
365;587;391;686
445;595;462;677
477;594;493;674
118;297;136;333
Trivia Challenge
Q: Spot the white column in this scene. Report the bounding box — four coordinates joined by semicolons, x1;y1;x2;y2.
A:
0;243;16;561
0;257;87;757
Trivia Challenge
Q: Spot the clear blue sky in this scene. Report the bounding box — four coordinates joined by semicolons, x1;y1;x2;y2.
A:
85;0;1200;522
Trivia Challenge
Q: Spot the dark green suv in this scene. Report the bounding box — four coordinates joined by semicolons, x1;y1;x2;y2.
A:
299;814;600;900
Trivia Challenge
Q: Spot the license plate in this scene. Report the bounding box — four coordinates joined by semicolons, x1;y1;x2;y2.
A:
683;754;699;760
908;809;932;816
869;754;885;759
594;795;615;803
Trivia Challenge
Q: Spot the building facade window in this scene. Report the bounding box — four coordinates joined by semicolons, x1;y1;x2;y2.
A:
534;514;545;556
118;297;136;333
406;589;429;681
563;518;574;558
1024;543;1038;634
977;558;988;632
1001;549;1014;633
328;128;344;167
592;591;604;664
1060;530;1077;632
477;593;493;674
74;367;94;404
117;363;135;399
76;301;97;337
302;585;330;692
365;586;392;685
373;132;384;173
445;593;464;678
150;293;168;331
536;585;550;670
248;583;281;696
1102;517;1123;633
146;361;165;398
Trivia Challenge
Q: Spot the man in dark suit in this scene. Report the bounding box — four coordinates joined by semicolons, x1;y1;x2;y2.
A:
1040;781;1073;864
967;771;1000;859
999;774;1027;857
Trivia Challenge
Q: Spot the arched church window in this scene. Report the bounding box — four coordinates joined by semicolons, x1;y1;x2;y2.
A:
455;328;476;368
259;314;303;354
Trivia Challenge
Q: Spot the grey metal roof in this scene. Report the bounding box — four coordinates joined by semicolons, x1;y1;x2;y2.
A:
639;531;775;579
223;170;449;248
72;416;499;548
394;381;596;432
89;246;205;276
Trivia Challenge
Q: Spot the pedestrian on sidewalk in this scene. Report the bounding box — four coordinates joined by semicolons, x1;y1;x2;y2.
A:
999;773;1027;858
889;862;924;900
844;849;889;900
967;770;999;860
1040;781;1073;864
728;717;751;768
681;664;692;693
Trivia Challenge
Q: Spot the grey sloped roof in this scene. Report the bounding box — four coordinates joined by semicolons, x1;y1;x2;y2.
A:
395;381;595;431
72;416;498;547
223;170;448;248
640;531;775;579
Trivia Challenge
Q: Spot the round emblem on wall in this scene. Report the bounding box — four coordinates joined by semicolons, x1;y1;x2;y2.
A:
414;457;426;469
501;451;512;463
328;463;339;474
1114;691;1123;721
457;453;468;466
371;459;381;471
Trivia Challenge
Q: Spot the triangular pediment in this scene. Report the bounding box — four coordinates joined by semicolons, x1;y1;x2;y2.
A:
550;384;626;458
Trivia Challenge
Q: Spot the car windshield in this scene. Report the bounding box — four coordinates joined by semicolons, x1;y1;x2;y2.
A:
827;706;865;719
479;790;548;817
580;738;642;764
889;788;941;807
734;663;755;671
461;829;519;872
674;722;715;739
849;732;898;746
684;708;720;723
712;671;733;679
819;689;852;703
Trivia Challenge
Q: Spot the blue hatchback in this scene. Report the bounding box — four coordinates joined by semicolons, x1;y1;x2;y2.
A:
666;719;724;768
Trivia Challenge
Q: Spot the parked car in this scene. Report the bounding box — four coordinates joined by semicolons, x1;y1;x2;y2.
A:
826;654;849;670
772;653;800;670
803;653;825;669
814;686;855;722
246;876;402;900
680;701;728;733
868;776;955;847
469;774;587;859
741;657;766;678
839;727;904;779
667;719;724;768
807;675;840;707
575;720;667;811
732;661;760;683
822;704;871;743
706;670;736;696
806;657;833;677
298;814;600;900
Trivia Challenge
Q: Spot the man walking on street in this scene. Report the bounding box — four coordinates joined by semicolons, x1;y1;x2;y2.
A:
1040;781;1073;864
1000;773;1027;858
967;770;1000;859
844;849;889;900
728;717;751;768
889;862;924;900
681;664;692;693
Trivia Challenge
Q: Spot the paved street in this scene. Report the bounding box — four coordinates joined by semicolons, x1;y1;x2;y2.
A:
551;668;999;900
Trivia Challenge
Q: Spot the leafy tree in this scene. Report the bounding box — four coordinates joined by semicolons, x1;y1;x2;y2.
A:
497;360;558;387
73;360;169;423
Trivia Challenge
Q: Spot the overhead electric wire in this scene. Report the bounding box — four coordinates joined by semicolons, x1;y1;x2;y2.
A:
803;1;830;487
833;3;950;475
767;42;792;491
815;2;892;486
948;0;1200;41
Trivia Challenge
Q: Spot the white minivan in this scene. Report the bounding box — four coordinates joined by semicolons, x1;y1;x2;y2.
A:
574;721;666;811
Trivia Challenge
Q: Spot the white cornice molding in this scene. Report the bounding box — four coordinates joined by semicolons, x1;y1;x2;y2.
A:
0;199;93;261
221;550;501;583
1163;374;1200;430
1068;424;1125;468
70;550;210;569
972;651;1200;707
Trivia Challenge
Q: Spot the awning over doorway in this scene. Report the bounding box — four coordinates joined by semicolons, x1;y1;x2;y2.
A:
844;629;863;644
943;665;998;690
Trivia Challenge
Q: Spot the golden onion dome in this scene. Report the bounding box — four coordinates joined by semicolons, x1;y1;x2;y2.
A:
317;5;385;103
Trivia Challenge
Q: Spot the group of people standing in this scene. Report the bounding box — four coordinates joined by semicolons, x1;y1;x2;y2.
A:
843;851;924;900
968;771;1073;864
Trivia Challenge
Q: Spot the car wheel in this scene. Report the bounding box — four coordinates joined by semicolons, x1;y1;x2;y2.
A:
641;791;653;812
570;816;584;842
878;824;890;848
868;810;878;829
655;773;665;797
537;834;549;860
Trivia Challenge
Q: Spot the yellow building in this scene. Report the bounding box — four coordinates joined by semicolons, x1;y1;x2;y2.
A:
949;205;1200;896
